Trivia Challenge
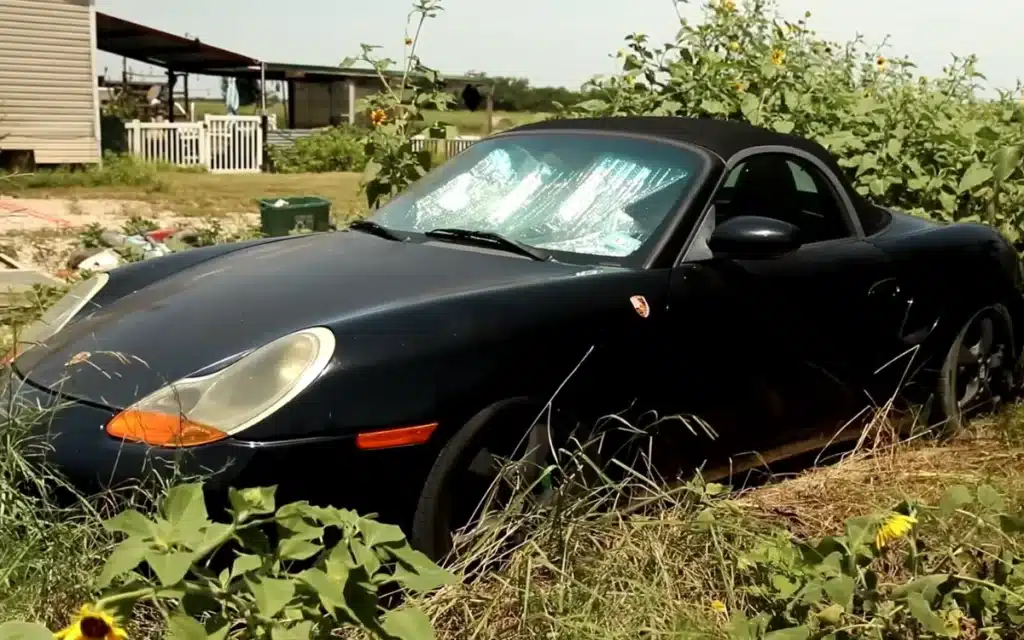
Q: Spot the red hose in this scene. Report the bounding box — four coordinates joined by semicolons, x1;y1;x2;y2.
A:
0;200;74;229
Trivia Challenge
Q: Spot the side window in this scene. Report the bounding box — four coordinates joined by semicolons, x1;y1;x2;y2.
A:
684;153;853;263
786;160;817;193
715;153;851;244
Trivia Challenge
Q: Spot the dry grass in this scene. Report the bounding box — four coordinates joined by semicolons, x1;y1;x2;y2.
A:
414;407;1024;640
5;171;367;221
740;439;1024;539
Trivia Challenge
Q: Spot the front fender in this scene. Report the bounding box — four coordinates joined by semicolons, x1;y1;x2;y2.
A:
238;269;671;441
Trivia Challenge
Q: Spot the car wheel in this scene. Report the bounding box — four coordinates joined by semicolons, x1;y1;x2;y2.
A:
410;399;589;562
933;303;1015;436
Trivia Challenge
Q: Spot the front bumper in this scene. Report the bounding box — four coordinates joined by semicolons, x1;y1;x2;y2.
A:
0;372;433;529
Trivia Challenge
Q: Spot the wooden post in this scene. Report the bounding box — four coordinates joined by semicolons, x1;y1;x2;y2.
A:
347;78;356;125
260;62;267;114
485;84;494;136
286;80;296;129
259;114;269;172
166;69;176;122
183;73;190;121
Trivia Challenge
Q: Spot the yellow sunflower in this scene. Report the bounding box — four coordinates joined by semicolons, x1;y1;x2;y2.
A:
720;0;736;12
770;49;786;66
876;56;887;71
370;108;388;127
55;605;127;640
875;512;917;549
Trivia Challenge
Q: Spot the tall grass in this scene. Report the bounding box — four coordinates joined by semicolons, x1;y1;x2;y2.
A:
0;377;115;628
0;153;205;194
408;409;1024;639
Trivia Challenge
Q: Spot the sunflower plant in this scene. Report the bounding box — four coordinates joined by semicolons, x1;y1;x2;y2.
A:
345;0;455;210
559;0;1024;242
720;483;1024;638
0;482;453;640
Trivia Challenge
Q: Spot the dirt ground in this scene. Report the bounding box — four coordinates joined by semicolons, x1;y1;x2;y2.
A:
0;196;259;275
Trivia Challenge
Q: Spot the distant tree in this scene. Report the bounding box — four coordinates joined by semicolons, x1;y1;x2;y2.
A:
456;74;588;112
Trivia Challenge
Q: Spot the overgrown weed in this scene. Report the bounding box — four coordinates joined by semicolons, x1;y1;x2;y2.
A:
0;370;168;632
0;153;204;194
406;398;1024;639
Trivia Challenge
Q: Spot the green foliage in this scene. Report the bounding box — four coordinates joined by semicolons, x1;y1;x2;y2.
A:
101;85;148;121
350;0;456;209
268;126;368;174
0;282;68;352
4;483;452;640
559;0;1024;241
121;215;160;237
0;152;205;194
725;484;1024;638
179;218;264;248
472;75;592;112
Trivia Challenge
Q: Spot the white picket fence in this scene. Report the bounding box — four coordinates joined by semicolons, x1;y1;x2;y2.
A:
125;115;264;174
410;135;481;157
125;118;479;173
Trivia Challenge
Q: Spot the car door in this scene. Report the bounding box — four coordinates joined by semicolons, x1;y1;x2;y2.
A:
657;150;898;462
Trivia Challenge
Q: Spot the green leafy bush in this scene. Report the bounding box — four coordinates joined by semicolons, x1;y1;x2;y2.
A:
268;126;368;174
723;483;1024;638
561;0;1024;241
0;482;452;640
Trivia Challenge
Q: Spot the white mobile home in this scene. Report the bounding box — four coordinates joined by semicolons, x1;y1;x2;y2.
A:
0;0;101;165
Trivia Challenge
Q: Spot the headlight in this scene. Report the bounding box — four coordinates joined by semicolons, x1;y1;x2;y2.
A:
105;327;335;448
4;274;109;364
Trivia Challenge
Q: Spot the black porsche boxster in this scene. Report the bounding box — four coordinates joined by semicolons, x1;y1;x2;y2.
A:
5;116;1023;560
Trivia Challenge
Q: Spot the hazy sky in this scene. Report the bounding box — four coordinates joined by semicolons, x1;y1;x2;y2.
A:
96;0;1024;98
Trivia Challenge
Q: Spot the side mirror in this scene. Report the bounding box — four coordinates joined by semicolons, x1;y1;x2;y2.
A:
707;215;801;259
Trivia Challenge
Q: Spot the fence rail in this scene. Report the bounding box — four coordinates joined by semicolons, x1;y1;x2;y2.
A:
410;135;481;157
125;115;264;174
125;118;480;173
125;121;205;168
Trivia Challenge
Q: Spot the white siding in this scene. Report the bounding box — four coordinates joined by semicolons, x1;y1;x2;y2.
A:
0;0;100;164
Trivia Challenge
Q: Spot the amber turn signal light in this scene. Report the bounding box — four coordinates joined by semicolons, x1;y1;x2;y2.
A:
106;409;229;448
355;423;438;450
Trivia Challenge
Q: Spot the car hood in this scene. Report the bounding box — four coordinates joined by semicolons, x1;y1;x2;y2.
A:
15;231;595;408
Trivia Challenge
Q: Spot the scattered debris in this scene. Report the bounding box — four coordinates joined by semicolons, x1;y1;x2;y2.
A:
74;249;122;272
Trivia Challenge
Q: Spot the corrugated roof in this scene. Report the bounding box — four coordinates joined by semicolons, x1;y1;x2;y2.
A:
96;12;260;73
95;13;490;88
260;61;486;86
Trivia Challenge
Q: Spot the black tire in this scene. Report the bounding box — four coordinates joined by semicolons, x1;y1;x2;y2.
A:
410;399;585;562
933;303;1016;437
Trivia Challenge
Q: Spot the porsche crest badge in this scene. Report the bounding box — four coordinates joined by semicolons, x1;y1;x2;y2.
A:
630;295;650;318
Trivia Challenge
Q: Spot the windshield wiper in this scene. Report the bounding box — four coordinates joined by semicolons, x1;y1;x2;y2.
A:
347;220;405;241
424;227;551;262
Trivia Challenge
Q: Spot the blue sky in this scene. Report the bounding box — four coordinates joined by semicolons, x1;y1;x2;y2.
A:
96;0;1024;98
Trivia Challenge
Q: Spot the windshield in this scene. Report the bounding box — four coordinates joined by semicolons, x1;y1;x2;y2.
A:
371;132;706;261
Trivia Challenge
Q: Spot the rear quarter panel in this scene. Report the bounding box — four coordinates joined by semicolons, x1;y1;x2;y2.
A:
868;210;1024;365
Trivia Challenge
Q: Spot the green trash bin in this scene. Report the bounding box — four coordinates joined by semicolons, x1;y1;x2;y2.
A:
258;196;332;237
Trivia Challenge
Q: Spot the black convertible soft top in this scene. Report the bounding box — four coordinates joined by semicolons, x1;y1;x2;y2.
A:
512;115;828;164
510;115;891;235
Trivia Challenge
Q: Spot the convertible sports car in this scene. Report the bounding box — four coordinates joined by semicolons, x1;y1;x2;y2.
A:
4;116;1023;560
